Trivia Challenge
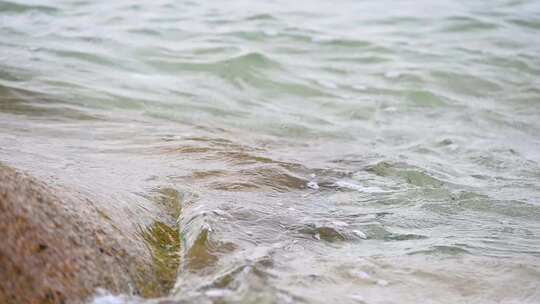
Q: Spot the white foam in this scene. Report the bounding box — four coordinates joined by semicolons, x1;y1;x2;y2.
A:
335;180;387;193
91;295;128;304
353;230;367;239
349;293;366;302
307;181;320;190
205;289;231;298
383;106;398;112
332;220;349;227
352;270;370;279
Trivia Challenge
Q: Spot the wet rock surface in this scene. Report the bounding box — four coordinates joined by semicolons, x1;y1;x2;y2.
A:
0;164;173;304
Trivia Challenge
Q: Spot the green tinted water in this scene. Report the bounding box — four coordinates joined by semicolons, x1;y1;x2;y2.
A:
1;0;540;303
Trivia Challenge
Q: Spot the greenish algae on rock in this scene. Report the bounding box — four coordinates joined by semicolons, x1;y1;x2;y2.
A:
141;221;181;296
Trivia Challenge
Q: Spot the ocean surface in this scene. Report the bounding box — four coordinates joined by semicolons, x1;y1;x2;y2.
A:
1;0;540;303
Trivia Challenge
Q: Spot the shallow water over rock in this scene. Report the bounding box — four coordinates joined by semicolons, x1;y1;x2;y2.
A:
1;0;540;303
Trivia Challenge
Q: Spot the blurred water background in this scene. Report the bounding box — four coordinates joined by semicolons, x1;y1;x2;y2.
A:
1;0;540;303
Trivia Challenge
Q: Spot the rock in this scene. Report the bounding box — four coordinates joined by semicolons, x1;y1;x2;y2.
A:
0;164;170;304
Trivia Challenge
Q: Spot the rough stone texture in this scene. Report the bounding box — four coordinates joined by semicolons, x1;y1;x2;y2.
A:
0;164;163;304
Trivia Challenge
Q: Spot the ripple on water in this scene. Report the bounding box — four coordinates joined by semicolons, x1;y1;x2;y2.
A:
365;161;445;188
2;0;540;303
0;0;59;14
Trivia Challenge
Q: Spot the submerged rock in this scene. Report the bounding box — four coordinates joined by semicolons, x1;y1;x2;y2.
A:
0;164;172;304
